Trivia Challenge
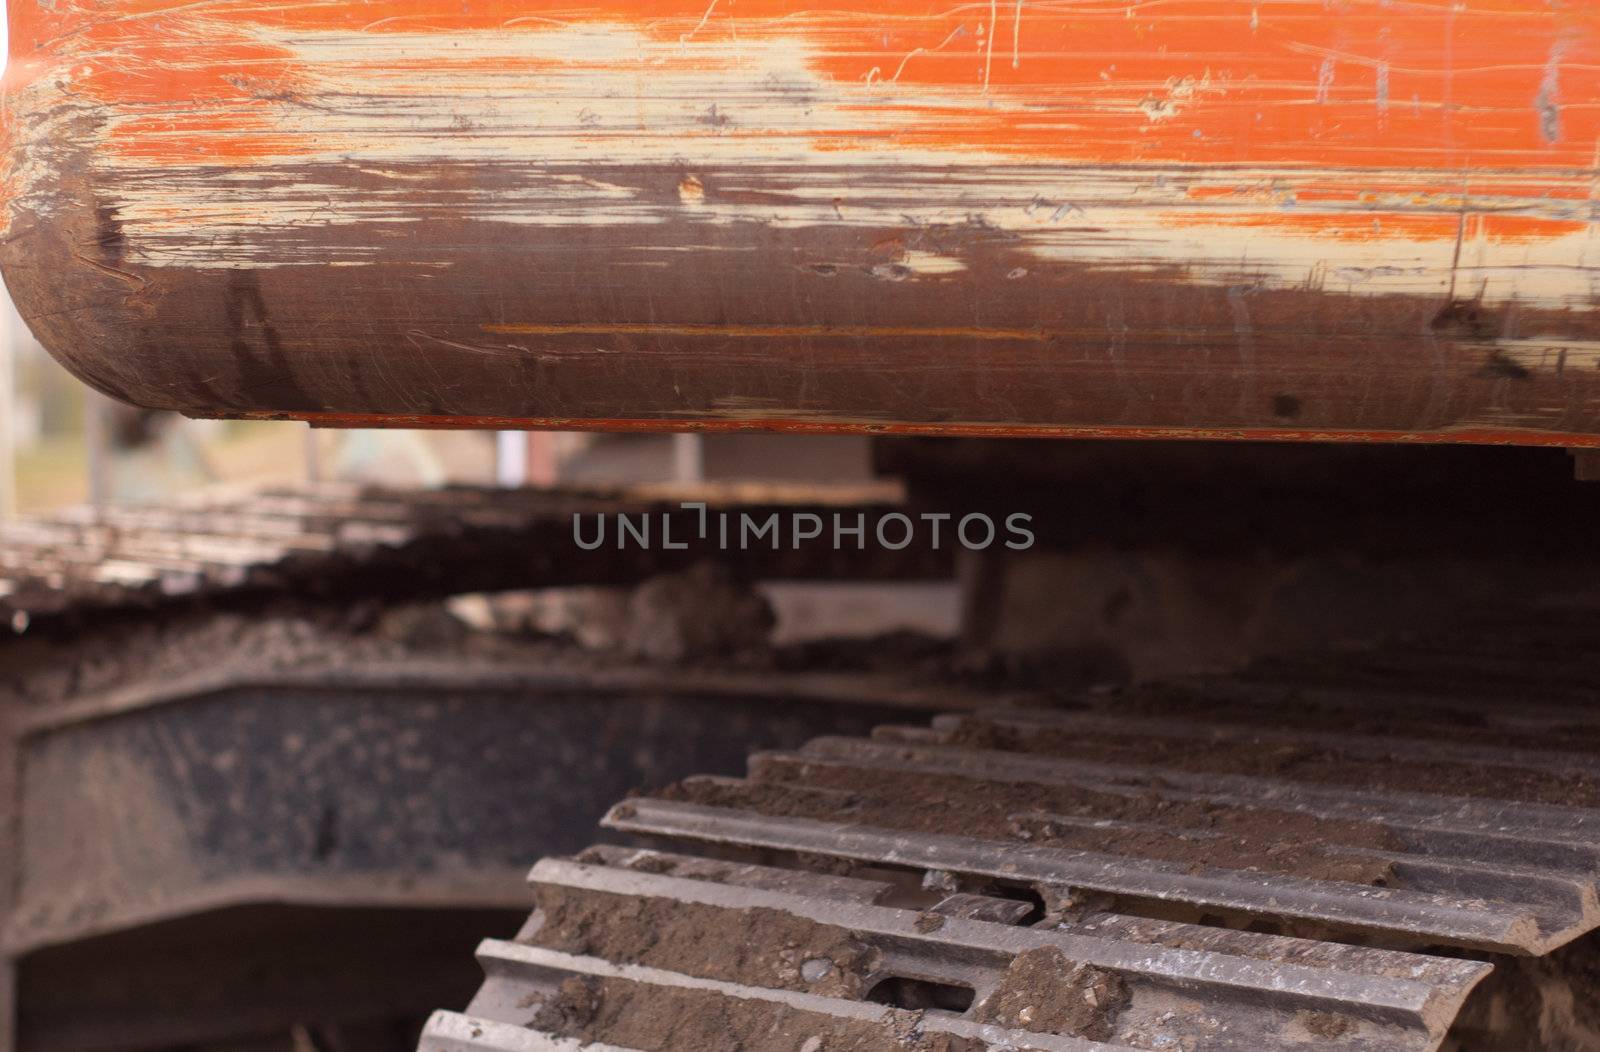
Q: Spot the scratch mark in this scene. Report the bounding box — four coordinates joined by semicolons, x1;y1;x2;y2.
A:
1538;41;1567;145
502;15;580;29
984;0;997;91
71;251;148;290
405;330;521;357
680;0;720;47
1012;0;1023;70
891;24;966;83
1447;201;1468;302
1316;58;1335;105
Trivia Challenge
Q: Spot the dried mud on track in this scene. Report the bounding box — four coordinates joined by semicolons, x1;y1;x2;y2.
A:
528;886;883;1000
529;976;992;1052
946;718;1600;810
659;758;1402;886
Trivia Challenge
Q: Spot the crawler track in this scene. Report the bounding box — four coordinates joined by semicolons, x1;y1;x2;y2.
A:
0;482;938;628
423;624;1600;1051
8;486;1600;1048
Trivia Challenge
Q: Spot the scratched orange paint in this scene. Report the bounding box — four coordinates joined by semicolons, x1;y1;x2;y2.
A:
5;1;1597;229
9;0;1596;162
1166;209;1588;243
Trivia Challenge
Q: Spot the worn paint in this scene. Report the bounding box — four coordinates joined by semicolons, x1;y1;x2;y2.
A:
274;413;1600;450
2;1;1600;439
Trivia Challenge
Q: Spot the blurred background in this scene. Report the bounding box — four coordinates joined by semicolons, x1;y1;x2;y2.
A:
1;288;336;514
0;284;889;514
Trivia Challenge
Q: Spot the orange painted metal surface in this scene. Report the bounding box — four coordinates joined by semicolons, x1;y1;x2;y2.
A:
2;1;1600;440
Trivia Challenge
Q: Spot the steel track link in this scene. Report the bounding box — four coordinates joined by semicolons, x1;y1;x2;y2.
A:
423;644;1600;1051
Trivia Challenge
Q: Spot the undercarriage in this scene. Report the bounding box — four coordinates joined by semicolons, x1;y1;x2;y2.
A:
4;443;1600;1051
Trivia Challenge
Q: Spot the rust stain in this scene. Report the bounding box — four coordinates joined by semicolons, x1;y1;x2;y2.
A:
482;323;1048;340
267;411;1600;451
